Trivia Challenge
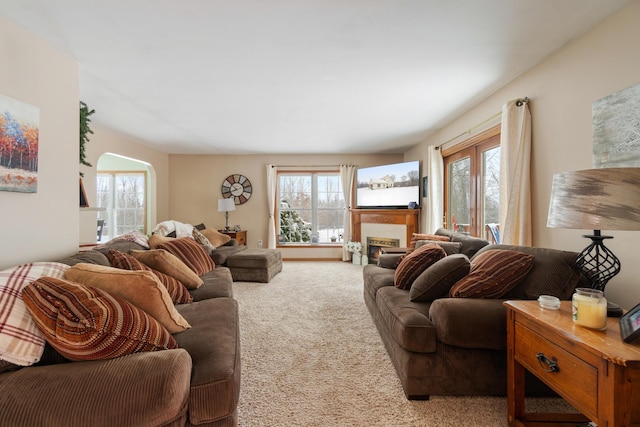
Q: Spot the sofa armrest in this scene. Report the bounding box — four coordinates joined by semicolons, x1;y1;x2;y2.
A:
222;238;238;247
377;253;403;269
428;298;507;350
0;349;192;426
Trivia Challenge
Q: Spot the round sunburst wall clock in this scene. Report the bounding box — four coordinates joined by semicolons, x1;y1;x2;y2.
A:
221;174;252;205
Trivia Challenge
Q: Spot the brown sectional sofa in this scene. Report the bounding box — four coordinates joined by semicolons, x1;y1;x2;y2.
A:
0;240;241;427
364;229;590;399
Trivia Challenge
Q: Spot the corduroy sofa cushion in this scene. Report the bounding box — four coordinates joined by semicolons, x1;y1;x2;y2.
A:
107;249;192;304
449;249;535;298
0;349;191;426
394;243;446;290
156;238;216;276
65;263;191;334
175;297;241;425
131;249;204;290
22;277;177;361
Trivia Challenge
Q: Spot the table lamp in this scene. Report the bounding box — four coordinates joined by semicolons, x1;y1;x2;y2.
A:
547;167;640;316
218;198;236;231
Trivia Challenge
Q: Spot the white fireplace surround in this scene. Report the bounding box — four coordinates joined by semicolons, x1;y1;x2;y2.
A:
361;224;406;253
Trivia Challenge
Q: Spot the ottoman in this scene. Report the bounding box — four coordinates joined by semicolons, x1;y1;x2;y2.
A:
226;249;282;283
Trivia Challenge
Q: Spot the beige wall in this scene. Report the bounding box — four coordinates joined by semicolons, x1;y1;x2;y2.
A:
0;16;79;269
168;153;402;259
406;1;640;308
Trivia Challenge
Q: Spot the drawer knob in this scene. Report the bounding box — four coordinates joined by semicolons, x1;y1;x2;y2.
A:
536;352;559;373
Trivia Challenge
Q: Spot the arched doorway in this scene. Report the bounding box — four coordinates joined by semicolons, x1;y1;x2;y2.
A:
95;153;157;241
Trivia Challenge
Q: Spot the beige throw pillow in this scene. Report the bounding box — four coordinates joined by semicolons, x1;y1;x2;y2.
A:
130;249;204;289
199;228;231;248
65;263;191;334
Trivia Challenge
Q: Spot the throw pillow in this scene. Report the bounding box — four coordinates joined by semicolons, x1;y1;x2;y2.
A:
149;234;176;249
407;233;450;253
0;262;70;366
95;230;150;249
394;243;447;290
156;237;216;276
22;277;177;361
410;254;471;302
449;249;535;298
199;228;232;248
130;249;203;289
64;263;191;334
106;249;192;304
192;228;217;253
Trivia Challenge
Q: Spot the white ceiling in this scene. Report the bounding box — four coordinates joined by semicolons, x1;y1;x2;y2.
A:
0;1;629;155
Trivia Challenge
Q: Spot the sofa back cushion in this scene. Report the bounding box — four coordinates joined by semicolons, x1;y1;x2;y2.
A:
474;244;588;300
22;277;177;361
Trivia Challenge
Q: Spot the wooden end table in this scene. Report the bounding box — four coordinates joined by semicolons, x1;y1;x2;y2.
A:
505;300;640;427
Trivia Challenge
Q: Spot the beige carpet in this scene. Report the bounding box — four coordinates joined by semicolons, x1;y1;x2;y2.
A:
233;261;573;426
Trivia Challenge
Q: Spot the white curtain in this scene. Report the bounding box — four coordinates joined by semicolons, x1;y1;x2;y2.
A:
266;164;278;249
499;99;532;246
339;164;357;261
425;146;444;234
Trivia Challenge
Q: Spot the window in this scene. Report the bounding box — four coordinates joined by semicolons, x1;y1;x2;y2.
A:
443;126;500;239
278;171;344;244
96;172;147;241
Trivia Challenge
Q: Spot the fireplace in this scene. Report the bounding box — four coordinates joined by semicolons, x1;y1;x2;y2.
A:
366;237;400;264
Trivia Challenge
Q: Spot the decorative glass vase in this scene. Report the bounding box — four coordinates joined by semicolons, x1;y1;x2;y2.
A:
352;251;361;265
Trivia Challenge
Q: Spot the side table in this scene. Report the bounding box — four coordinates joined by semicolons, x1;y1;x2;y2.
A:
219;230;247;246
504;300;640;426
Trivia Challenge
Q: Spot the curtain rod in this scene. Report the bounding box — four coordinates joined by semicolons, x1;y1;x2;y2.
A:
436;97;529;150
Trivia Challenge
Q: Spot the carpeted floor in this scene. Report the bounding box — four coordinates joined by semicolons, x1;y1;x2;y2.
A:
233;261;574;426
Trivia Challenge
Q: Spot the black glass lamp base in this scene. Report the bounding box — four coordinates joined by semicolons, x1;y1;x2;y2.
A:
607;301;623;318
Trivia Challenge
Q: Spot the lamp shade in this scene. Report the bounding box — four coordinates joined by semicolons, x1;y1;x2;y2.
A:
218;198;236;212
547;167;640;231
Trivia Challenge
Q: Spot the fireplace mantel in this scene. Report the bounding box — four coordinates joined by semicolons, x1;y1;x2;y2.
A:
350;209;420;246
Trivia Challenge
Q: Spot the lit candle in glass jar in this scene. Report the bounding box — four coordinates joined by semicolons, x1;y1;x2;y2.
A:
572;288;607;330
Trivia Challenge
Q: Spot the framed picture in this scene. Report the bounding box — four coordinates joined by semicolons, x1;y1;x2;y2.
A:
619;302;640;343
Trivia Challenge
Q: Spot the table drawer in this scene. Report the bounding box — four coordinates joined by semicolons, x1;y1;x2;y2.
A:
514;322;598;420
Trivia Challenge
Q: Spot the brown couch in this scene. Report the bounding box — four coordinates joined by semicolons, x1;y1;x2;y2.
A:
363;229;590;399
0;240;240;427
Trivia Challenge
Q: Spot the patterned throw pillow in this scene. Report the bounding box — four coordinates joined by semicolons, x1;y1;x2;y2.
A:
130;249;203;290
156;237;216;276
0;262;69;366
409;254;471;302
106;249;192;304
449;249;535;298
22;277;177;361
192;228;216;253
95;231;149;249
407;233;450;254
64;263;191;334
394;243;447;290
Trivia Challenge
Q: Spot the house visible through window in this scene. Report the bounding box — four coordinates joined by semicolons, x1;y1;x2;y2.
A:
96;171;147;241
443;126;500;240
278;171;344;244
